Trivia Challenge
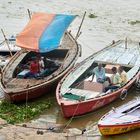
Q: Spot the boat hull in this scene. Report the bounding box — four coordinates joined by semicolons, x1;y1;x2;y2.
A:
98;121;140;135
5;76;62;102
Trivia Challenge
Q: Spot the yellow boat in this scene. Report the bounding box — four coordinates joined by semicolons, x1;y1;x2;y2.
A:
98;98;140;135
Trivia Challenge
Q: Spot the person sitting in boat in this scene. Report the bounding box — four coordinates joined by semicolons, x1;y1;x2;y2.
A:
105;67;122;92
39;56;45;73
25;58;40;78
39;58;59;78
91;63;110;83
118;66;128;85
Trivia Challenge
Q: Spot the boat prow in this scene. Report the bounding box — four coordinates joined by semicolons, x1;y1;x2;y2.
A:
98;97;140;135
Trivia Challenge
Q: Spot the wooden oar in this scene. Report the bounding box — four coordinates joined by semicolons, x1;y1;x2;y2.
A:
27;9;31;19
125;37;127;49
1;29;13;57
75;11;86;40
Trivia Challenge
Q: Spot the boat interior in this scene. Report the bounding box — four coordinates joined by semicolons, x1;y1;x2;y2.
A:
100;99;140;125
13;49;69;78
61;61;140;101
3;49;69;90
60;40;140;101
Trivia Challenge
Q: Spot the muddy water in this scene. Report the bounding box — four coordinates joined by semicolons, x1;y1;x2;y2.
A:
35;87;140;140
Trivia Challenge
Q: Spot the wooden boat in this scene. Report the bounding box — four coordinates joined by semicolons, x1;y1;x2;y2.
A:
0;36;20;55
98;97;140;135
0;12;80;102
0;37;20;68
56;39;140;117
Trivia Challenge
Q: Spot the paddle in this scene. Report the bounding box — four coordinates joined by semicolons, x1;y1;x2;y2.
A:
75;11;86;40
1;29;13;57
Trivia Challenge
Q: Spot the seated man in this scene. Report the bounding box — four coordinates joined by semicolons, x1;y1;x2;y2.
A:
39;56;45;73
39;57;60;77
25;58;39;78
91;63;110;83
105;67;122;92
118;66;128;85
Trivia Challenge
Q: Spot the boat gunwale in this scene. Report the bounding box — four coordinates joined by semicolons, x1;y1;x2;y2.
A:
98;119;140;127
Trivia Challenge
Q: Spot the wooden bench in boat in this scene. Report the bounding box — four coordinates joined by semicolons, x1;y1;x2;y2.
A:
5;78;43;91
62;80;108;100
62;88;102;100
83;81;104;92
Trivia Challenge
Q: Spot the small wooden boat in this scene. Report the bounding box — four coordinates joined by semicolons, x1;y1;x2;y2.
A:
56;39;140;117
98;97;140;135
0;12;80;102
0;37;20;67
0;36;20;55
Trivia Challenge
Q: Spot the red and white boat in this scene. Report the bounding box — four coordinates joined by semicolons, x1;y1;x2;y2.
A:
98;97;140;135
56;39;140;117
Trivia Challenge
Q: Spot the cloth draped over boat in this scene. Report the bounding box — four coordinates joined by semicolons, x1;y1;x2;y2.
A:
16;12;76;53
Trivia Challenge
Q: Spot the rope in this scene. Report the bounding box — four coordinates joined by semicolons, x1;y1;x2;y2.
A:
63;101;81;131
15;124;57;131
25;84;29;121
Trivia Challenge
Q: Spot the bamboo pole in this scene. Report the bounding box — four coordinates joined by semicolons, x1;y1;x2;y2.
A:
125;37;127;49
75;11;86;40
27;9;31;19
1;29;13;57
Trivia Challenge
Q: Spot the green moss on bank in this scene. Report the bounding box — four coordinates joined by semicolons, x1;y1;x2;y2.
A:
129;20;140;25
88;13;97;18
0;99;52;124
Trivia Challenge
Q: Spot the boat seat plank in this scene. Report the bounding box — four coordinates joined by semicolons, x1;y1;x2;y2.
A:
6;78;43;90
95;46;127;63
62;88;101;100
116;53;134;65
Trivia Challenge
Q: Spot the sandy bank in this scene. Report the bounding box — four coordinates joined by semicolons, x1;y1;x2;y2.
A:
0;118;88;140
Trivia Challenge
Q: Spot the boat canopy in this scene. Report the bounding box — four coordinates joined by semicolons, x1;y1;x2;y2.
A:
16;12;76;52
